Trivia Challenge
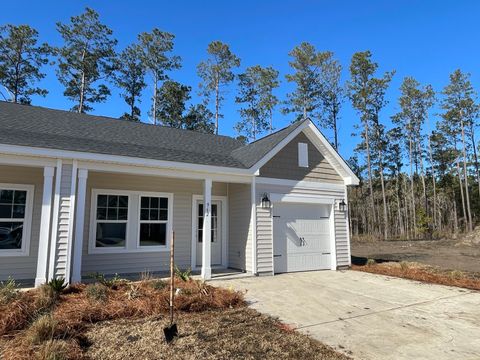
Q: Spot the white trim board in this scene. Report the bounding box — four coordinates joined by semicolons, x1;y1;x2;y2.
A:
255;177;345;191
190;195;228;269
270;193;335;205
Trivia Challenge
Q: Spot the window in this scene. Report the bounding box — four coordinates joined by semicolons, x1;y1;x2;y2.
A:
95;194;128;248
298;142;309;167
197;203;218;243
0;184;33;256
89;189;173;254
139;196;169;247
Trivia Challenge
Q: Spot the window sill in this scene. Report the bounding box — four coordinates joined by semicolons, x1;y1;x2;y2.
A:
88;246;170;255
0;249;29;257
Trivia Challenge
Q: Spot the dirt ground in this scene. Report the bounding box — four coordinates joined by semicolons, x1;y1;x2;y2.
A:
84;308;350;360
351;239;480;273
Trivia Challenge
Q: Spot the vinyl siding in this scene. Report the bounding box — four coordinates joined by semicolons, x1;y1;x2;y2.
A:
259;132;343;184
256;182;350;274
0;165;43;281
81;172;227;276
227;183;252;271
53;164;73;279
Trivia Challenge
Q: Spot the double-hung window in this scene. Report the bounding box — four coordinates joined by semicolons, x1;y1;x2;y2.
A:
0;184;34;256
90;189;172;253
139;196;169;247
94;194;129;249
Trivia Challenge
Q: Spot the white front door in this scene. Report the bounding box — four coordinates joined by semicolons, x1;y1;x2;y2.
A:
195;200;222;266
273;203;332;273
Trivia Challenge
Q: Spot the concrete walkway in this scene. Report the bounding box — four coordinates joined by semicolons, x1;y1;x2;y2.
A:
212;270;480;360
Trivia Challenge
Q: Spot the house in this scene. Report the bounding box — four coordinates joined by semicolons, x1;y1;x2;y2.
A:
0;101;359;286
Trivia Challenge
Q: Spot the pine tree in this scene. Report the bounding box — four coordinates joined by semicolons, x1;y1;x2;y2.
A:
155;80;191;128
55;8;117;113
114;43;146;121
197;41;240;135
138;29;181;124
183;104;215;133
0;24;51;104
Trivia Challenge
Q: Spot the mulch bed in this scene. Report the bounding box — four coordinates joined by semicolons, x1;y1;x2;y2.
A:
352;261;480;291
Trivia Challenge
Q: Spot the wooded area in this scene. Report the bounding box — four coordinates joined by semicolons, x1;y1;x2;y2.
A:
1;7;479;240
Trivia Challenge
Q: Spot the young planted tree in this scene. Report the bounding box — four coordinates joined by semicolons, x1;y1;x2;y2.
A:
114;43;146;121
183;104;215;133
138;29;181;124
0;24;51;104
441;69;478;232
235;65;279;141
155;80;191;128
197;41;240;134
283;42;328;122
319;54;344;149
55;8;117;113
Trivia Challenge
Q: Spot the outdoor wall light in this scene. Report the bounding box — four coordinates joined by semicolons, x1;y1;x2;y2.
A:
339;199;347;212
261;193;271;208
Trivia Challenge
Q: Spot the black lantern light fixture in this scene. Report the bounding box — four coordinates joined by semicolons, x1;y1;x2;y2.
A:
261;193;271;208
339;199;347;212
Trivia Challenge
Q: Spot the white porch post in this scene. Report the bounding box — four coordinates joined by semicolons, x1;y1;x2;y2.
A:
71;169;88;283
48;159;62;281
251;177;257;275
34;166;55;287
201;178;212;280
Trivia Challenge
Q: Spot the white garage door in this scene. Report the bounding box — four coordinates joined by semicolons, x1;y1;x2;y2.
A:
273;203;332;273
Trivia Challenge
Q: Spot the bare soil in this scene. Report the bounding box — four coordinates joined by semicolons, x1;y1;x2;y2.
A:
351;239;480;273
84;308;350;360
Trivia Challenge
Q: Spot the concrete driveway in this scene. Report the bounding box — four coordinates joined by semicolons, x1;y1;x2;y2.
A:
212;270;480;360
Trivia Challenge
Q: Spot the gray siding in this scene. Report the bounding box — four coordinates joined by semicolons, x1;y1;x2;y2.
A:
53;164;73;279
81;172;227;276
0;165;43;280
227;183;252;271
259;132;343;184
255;182;350;274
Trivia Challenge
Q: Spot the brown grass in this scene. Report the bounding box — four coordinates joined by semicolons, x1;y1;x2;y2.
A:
84;307;351;360
353;261;480;291
0;277;245;360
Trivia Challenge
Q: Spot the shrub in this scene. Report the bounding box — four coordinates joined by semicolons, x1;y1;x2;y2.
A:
27;314;57;345
149;279;167;291
35;284;58;312
366;258;376;266
85;283;108;302
125;284;143;300
0;277;19;305
89;272;124;288
47;278;67;295
174;266;192;282
450;270;464;280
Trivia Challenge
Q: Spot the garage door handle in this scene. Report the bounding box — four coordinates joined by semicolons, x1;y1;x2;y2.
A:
273;255;282;257
299;237;307;246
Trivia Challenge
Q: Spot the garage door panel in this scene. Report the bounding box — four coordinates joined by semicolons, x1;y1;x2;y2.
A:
273;203;333;273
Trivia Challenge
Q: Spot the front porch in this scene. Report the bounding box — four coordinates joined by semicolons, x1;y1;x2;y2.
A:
0;158;258;285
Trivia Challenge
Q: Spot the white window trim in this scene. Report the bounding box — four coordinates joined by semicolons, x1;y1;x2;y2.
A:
0;183;34;257
88;189;173;254
137;192;173;251
298;142;309;167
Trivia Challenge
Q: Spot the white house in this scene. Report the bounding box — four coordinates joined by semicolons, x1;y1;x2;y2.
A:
0;101;359;286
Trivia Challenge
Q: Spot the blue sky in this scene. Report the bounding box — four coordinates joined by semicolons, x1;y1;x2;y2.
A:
1;1;479;160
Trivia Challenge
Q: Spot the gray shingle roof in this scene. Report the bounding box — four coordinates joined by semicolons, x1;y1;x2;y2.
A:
0;101;303;170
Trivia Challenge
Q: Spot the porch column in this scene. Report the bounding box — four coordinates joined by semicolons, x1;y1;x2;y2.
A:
48;159;62;281
201;178;212;280
34;166;55;287
71;169;88;283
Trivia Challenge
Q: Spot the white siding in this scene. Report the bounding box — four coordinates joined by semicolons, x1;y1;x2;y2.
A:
81;172;227;276
0;165;43;281
53;164;73;279
256;182;350;274
227;183;252;271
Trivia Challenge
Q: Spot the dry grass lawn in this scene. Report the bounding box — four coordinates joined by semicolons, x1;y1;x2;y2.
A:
85;308;350;360
353;261;480;291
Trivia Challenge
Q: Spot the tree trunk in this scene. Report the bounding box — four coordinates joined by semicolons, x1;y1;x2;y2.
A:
215;79;220;135
456;153;468;232
468;125;480;199
153;74;158;124
363;120;377;236
78;49;87;113
460;118;473;231
408;135;417;238
427;133;438;230
333;107;338;150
